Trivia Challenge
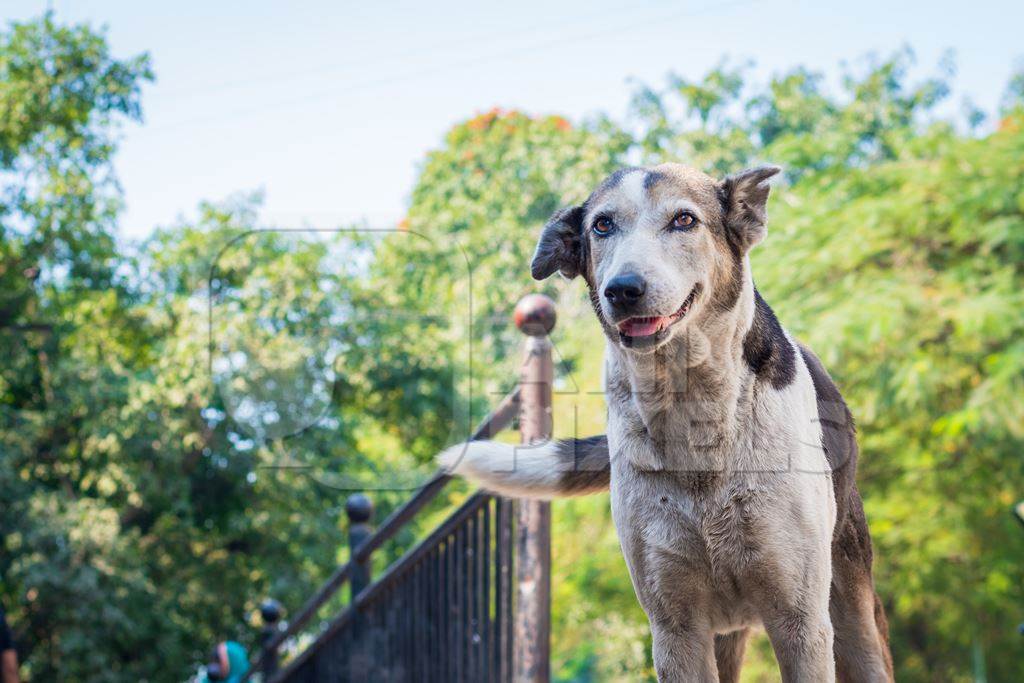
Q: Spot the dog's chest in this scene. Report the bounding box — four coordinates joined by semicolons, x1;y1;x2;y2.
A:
612;465;766;570
609;466;770;629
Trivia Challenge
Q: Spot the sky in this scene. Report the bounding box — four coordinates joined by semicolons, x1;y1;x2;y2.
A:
5;0;1023;239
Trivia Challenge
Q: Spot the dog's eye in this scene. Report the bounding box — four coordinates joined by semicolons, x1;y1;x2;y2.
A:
593;216;614;236
670;211;697;230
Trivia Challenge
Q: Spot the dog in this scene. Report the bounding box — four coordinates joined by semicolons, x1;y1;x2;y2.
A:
440;163;893;682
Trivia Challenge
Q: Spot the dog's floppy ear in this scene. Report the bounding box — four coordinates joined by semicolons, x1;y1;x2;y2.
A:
719;165;781;251
531;205;585;280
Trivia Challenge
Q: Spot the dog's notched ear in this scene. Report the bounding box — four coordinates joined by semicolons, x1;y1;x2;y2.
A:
720;165;782;251
531;205;585;280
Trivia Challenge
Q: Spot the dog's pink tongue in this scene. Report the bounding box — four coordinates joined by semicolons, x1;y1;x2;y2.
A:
619;317;663;337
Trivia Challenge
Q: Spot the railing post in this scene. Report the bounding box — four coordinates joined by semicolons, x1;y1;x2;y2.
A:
346;493;374;679
512;294;555;683
259;598;283;678
346;493;374;599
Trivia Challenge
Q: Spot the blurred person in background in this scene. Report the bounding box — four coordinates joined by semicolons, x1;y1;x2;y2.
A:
200;641;249;683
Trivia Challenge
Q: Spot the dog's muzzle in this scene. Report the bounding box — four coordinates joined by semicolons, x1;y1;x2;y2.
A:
604;273;647;316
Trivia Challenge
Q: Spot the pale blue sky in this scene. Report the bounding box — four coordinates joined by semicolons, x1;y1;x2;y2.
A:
6;0;1023;238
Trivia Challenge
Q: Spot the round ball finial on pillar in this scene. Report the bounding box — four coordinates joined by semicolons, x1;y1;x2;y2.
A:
345;493;373;524
258;598;284;676
514;293;557;337
345;493;374;609
259;598;283;625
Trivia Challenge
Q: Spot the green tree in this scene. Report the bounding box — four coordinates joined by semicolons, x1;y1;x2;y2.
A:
1;17;362;680
0;13;158;679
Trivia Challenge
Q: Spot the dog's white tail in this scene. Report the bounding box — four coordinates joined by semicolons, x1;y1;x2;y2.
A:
437;435;610;499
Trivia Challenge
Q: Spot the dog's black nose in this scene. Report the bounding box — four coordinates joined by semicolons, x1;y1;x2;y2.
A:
604;273;646;304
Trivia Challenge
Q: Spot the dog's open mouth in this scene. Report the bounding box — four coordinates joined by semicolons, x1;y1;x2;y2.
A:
617;287;699;340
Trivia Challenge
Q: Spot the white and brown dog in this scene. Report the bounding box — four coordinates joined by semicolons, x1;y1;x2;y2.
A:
440;163;893;682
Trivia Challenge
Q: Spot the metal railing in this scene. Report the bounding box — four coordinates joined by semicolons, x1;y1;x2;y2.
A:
247;294;558;683
277;493;514;682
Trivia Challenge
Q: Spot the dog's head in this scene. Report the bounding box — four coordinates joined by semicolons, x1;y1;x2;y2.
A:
532;163;780;353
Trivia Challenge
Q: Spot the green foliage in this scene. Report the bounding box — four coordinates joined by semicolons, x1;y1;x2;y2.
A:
367;108;626;449
1;16;382;681
757;123;1024;682
633;49;954;179
0;12;152;327
2;13;1023;683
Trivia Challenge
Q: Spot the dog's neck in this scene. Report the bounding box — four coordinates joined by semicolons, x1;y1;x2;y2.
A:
605;262;757;470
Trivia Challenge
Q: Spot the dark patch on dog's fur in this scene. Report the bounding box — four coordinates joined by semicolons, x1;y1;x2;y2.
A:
798;344;857;489
716;184;732;220
643;170;667;190
742;290;796;389
679;471;722;497
590;166;642;198
627;418;649;441
832;488;871;567
553;435;611;494
829;490;894;675
708;235;746;315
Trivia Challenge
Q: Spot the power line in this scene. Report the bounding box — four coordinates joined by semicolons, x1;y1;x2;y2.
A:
146;0;768;134
159;0;672;99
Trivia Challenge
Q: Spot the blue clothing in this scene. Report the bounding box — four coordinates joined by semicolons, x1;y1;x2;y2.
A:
200;641;249;683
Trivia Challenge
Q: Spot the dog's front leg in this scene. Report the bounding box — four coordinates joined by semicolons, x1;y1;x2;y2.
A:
613;519;719;682
650;619;717;683
752;544;836;682
750;503;837;681
761;607;835;683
